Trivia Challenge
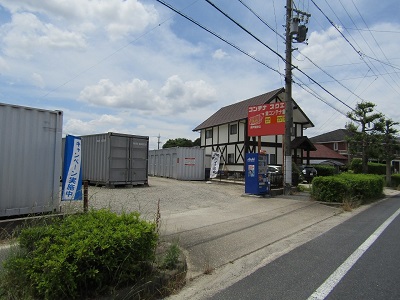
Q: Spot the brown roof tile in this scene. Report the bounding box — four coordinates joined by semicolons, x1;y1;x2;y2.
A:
193;88;284;131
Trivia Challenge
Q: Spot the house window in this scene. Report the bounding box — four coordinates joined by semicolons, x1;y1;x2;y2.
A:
334;142;338;151
230;124;237;135
228;153;235;164
205;129;213;139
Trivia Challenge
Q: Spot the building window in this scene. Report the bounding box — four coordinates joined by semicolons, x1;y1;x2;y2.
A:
334;142;338;151
228;153;235;164
230;124;237;135
206;129;213;139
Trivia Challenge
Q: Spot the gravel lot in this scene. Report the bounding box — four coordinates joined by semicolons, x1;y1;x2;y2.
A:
61;177;246;221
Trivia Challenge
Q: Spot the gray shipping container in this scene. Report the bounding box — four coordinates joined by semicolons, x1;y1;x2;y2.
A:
0;103;63;217
80;132;149;187
149;147;205;180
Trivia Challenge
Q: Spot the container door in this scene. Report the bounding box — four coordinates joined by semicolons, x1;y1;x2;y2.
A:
109;135;129;184
129;137;148;182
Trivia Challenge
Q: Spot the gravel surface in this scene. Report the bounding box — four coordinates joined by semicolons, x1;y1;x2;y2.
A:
61;177;246;221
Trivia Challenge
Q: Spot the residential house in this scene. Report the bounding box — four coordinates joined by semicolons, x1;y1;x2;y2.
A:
309;129;352;164
310;129;400;171
193;87;315;175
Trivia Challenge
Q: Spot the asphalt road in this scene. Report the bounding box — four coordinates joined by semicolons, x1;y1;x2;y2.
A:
210;194;400;300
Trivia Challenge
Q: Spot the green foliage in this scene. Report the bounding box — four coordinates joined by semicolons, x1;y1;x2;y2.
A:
161;243;181;270
349;158;362;174
311;176;349;202
349;158;386;175
313;165;336;176
391;174;400;188
368;162;386;175
312;173;384;203
162;138;194;149
1;209;158;299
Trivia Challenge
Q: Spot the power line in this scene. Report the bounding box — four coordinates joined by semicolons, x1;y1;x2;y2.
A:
205;0;355;112
155;0;283;76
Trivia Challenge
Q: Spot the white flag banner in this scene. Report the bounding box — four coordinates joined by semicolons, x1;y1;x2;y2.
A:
210;151;221;179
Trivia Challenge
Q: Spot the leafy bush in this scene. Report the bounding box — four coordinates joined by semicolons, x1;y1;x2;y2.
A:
392;174;400;188
349;158;386;175
350;158;362;173
311;176;349;202
1;209;158;299
313;165;337;177
368;162;386;175
312;173;384;203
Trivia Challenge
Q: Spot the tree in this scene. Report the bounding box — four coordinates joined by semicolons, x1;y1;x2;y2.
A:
162;138;193;149
346;102;383;173
380;118;399;186
193;137;201;147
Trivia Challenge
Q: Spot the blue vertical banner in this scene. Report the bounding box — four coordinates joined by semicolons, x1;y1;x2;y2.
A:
62;135;82;201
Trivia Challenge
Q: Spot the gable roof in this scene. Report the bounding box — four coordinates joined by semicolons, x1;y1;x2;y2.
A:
310;129;353;143
193;87;314;131
303;144;347;161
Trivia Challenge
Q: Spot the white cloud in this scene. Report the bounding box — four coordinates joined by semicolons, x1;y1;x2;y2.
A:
64;114;124;136
213;49;228;59
1;12;86;59
0;0;159;40
31;72;45;88
79;75;217;114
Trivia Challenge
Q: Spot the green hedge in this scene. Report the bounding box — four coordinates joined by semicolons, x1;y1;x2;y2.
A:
392;174;400;188
349;158;386;175
368;162;386;175
312;173;384;203
1;209;158;299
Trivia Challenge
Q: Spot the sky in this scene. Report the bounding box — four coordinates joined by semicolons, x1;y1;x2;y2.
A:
0;0;399;149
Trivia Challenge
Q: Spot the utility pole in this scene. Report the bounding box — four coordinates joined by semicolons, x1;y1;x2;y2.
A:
284;0;310;194
284;0;293;194
157;134;161;149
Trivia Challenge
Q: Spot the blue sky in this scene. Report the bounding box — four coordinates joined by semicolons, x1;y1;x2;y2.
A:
0;0;399;149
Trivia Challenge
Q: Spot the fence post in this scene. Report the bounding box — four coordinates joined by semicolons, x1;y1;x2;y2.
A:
83;181;88;213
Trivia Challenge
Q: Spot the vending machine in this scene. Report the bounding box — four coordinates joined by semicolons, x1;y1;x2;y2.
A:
245;153;269;195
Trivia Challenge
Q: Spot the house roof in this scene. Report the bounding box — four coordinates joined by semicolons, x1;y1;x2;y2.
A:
310;129;353;143
291;136;317;151
193;87;314;131
303;144;347;161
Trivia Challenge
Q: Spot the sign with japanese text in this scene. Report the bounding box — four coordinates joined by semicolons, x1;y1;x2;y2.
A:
248;102;286;136
62;135;82;200
210;151;221;179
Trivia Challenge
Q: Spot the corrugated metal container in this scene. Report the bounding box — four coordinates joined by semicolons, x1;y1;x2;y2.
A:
80;132;149;186
149;147;205;180
0;103;63;217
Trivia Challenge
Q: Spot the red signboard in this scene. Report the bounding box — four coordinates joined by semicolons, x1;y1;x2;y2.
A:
248;102;286;136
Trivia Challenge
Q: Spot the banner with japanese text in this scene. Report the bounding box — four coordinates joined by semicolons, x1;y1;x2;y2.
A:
62;135;82;200
248;102;286;136
210;151;221;179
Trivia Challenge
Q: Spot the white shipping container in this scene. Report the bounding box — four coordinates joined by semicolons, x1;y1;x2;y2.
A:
149;147;205;180
0;103;63;217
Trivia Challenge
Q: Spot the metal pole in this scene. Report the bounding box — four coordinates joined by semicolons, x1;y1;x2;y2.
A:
284;0;293;194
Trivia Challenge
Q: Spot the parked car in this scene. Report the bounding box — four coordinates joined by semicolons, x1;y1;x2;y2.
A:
300;165;317;183
267;165;282;174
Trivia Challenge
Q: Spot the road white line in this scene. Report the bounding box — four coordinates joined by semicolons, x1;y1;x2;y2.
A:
308;206;400;300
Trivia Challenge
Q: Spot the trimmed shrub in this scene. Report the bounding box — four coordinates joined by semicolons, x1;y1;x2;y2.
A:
312;173;384;203
311;176;348;202
350;158;362;174
368;162;386;175
1;209;158;299
392;174;400;188
313;165;337;177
